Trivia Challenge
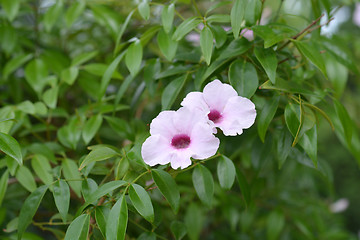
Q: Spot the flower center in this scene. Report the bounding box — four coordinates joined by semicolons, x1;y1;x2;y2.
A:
171;134;191;149
208;110;222;123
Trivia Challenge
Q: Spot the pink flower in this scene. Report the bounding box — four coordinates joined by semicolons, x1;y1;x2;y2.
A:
181;80;256;136
141;107;220;169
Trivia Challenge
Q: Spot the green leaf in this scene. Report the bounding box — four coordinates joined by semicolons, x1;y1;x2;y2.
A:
65;1;86;27
129;184;154;223
206;14;230;23
3;53;33;79
125;40;142;76
16;165;37;192
211;25;227;48
99;51;126;99
254;47;277;84
61;67;79;85
0;170;9;207
82;114;103;145
58;118;81;149
161;3;175;33
62;158;82;198
277;129;293;169
326;55;348;98
184;203;203;240
17;100;36;115
257;96;280;142
244;0;261;26
218;37;251;60
25;59;48;94
72;51;98;66
293;40;327;78
171;221;187;240
172;17;201;41
85;180;127;204
152;169;180;213
236;168;251;207
138;0;150;20
157;29;178;61
95;207;108;238
200;26;214;65
334;99;353;146
114;10;135;55
53;179;70;223
82;63;122;79
192;165;214;206
228;59;258;98
31;154;53;186
0;132;22;165
1;0;20;21
81;178;98;201
79;146;118;170
161;74;187;110
266;211;285;240
106;194;128;240
144;59;161;96
43;86;59;109
64;214;90;240
0;25;17;55
34;102;48;115
217;156;236;190
17;185;48;240
230;0;247;38
138;232;156;240
44;0;64;32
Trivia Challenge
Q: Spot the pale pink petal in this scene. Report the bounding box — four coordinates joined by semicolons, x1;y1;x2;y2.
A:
218;96;256;136
169;150;193;169
150;111;177;139
141;135;171;166
180;92;209;113
173;107;208;135
189;123;220;159
203;80;237;112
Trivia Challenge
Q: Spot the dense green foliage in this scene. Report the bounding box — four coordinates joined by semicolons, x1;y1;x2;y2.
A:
0;0;360;239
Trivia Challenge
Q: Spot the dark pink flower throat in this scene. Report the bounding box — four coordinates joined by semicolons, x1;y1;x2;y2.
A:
171;134;191;149
208;110;222;123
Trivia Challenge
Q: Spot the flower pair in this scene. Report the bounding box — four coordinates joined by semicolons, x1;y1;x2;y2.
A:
141;80;256;169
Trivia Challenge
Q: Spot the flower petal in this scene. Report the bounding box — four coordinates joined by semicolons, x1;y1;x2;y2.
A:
150;111;177;139
189;123;220;159
203;79;237;112
173;107;208;135
141;135;172;166
180;92;209;113
218;96;256;136
169;151;193;169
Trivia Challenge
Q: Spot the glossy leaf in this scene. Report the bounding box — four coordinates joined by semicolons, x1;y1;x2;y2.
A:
228;59;258;98
62;159;82;198
293;40;327;77
192;165;214;206
85;180;127;204
152;169;180;213
79;146;118;170
244;0;261;25
95;207;108;238
254;47;277;84
171;221;187;240
211;24;227;48
161;74;187;110
0;132;22;165
3;54;33;79
334;99;353;145
200;26;214;65
31;154;53;186
266;211;285;240
65;1;86;27
230;0;247;38
0;170;9;207
72;51;98;66
53;179;70;223
114;10;135;55
82;63;122;79
81;178;98;202
218;37;251;60
161;4;175;33
184;203;203;240
172;17;201;41
43;86;59;109
217;155;236;190
82;114;103;145
125;40;142;76
257;96;280;142
44;1;64;32
138;0;150;20
2;0;20;21
129;184;154;223
25;59;48;94
17;185;48;240
64;214;90;240
106;194;128;240
157;28;178;61
16;166;36;192
61;67;79;85
236;168;251;207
